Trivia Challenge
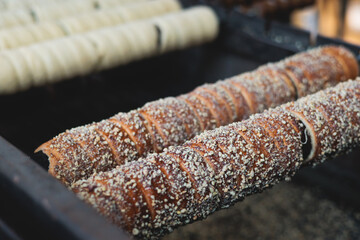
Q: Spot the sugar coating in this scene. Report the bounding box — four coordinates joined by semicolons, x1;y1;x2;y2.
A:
283;79;360;164
73;110;304;238
198;84;238;122
159;97;202;139
38;45;358;186
110;111;154;157
216;80;252;121
95;120;139;165
138;99;187;151
68;124;116;172
73;78;360;239
279;45;358;97
178;93;218;131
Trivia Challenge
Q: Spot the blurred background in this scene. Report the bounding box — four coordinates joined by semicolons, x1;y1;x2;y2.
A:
215;0;360;45
292;0;360;45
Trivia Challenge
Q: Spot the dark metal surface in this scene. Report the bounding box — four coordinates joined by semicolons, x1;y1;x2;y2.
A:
223;10;360;60
0;5;359;240
0;137;130;240
0;218;22;240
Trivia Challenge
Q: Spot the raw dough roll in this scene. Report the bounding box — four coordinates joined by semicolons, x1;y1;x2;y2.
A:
0;26;36;50
152;6;219;52
0;53;18;94
95;0;147;9
18;47;48;87
0;22;64;50
0;0;149;28
0;0;94;28
0;0;68;11
122;0;181;20
31;1;95;22
0;9;33;28
0;0;145;12
57;0;181;36
0;0;181;50
0;6;218;94
1;50;33;91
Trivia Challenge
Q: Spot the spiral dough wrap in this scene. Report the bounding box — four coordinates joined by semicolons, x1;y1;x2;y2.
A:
0;0;181;51
0;6;218;94
36;45;359;186
73;78;360;239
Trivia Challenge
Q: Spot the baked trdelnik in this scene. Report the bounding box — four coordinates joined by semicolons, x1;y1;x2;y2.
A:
73;79;360;239
36;46;358;186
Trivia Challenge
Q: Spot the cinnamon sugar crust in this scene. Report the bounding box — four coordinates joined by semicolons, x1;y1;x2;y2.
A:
37;45;359;186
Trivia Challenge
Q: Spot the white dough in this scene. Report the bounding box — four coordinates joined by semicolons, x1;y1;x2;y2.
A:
1;50;32;91
0;5;220;94
0;54;19;94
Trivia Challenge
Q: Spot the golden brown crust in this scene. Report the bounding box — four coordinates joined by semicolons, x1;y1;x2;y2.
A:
188;91;227;127
109;111;154;156
283;79;360;163
283;103;322;162
74;79;360;239
227;74;260;114
38;45;358;186
45;131;96;184
257;64;297;100
217;81;252;121
178;94;218;131
95;120;139;165
250;110;305;173
321;45;359;81
67;125;116;171
167;97;202;138
195;85;234;123
281;46;358;97
148;153;195;211
186;139;235;203
165;147;216;205
138;100;187;152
